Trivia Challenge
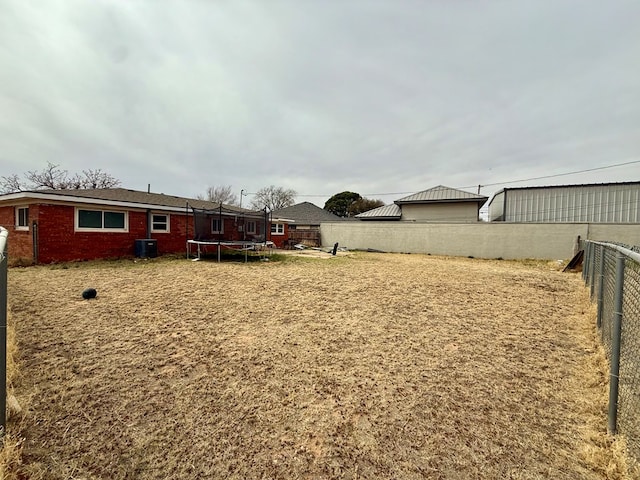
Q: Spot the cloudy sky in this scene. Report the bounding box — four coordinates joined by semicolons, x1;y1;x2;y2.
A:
1;1;639;207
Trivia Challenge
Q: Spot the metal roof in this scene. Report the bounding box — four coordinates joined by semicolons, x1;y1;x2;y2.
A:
355;203;402;219
272;202;343;224
487;180;640;207
395;185;488;205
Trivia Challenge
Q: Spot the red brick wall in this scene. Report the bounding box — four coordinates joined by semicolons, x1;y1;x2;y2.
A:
33;204;199;263
36;204;138;263
157;212;192;256
269;222;289;249
0;202;290;263
0;205;34;263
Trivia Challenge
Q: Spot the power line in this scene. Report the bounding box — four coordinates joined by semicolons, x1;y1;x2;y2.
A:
247;159;640;199
460;159;640;191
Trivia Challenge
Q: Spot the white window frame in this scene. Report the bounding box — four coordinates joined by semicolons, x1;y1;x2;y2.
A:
151;213;170;233
246;220;256;234
75;208;128;232
212;217;224;234
15;206;29;231
271;223;285;235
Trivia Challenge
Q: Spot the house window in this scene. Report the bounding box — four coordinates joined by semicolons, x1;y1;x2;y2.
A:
76;209;127;231
152;214;169;233
212;218;224;234
16;206;29;230
271;223;285;235
246;221;256;234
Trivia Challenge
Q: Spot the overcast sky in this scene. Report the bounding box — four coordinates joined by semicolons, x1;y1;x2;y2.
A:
1;1;639;207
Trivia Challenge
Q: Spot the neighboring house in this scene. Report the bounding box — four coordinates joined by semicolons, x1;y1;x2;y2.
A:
272;202;343;247
488;182;640;223
0;188;287;264
356;185;488;222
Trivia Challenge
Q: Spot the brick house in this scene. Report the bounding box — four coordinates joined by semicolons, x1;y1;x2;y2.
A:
0;188;289;264
271;202;343;247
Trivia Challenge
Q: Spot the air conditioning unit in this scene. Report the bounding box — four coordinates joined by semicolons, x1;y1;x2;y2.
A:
135;239;157;258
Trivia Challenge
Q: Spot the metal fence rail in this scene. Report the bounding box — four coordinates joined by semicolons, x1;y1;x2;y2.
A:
583;240;640;462
0;227;8;439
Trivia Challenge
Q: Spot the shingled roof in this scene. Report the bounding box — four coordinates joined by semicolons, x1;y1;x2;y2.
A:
272;202;342;224
0;188;253;213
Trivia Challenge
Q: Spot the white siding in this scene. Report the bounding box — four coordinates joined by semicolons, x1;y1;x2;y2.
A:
502;184;640;223
401;203;479;222
488;191;505;221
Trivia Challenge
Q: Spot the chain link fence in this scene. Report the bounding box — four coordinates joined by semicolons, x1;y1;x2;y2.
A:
582;240;640;462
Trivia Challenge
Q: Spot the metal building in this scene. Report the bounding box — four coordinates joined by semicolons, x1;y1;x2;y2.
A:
488;182;640;223
357;185;488;222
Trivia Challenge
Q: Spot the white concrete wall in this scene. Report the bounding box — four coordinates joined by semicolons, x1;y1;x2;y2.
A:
320;221;640;260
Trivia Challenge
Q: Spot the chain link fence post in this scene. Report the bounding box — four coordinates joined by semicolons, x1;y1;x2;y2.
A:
0;227;8;440
589;243;597;298
596;244;605;329
585;242;592;292
607;252;625;435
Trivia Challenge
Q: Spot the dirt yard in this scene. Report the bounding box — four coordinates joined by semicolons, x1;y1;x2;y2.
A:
5;252;635;479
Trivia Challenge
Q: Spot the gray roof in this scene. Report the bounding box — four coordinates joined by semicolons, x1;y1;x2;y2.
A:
495;180;640;193
488;180;640;205
395;185;488;205
272;202;342;224
355;203;402;219
1;188;254;214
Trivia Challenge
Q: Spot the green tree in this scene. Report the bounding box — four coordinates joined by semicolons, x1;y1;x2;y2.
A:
324;191;385;217
323;191;361;217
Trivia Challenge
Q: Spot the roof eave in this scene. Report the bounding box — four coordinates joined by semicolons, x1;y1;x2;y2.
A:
395;198;488;205
0;191;229;214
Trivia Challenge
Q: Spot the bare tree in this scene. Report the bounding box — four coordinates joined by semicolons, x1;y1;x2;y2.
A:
71;169;121;189
26;162;69;189
197;185;239;206
1;162;120;193
0;174;25;194
249;185;296;211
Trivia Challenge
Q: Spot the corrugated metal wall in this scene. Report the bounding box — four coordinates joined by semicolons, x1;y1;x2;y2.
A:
503;184;640;223
488;191;505;221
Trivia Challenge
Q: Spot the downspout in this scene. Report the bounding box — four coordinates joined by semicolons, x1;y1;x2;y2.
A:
265;207;270;244
32;221;39;264
185;202;189;259
146;209;152;238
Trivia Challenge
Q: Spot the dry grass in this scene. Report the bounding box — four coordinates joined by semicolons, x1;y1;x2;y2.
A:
3;252;638;479
1;305;27;480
